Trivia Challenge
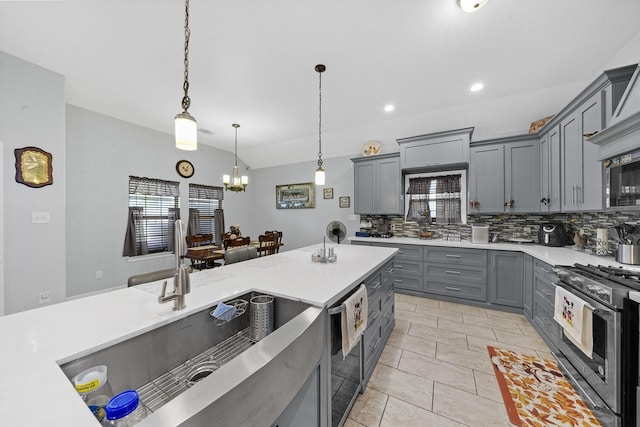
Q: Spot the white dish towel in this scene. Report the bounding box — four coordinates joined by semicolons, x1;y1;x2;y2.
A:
341;284;368;358
553;286;593;358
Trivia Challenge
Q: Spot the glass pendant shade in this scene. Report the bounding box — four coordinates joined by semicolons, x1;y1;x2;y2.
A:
458;0;488;12
315;166;325;185
175;112;198;151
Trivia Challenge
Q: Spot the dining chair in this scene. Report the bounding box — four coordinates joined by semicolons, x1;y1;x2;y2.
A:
258;233;279;257
224;246;258;265
223;236;251;250
264;230;283;253
186;233;217;269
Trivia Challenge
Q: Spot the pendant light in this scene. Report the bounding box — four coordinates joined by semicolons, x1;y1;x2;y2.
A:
175;0;197;151
223;124;248;192
458;0;488;12
315;64;326;185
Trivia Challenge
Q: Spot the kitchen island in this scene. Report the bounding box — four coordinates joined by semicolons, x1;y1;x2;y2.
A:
0;244;397;427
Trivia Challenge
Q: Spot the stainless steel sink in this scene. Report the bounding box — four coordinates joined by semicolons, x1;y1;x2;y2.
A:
60;292;313;416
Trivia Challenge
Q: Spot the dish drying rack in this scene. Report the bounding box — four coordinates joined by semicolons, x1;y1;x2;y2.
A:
209;299;248;325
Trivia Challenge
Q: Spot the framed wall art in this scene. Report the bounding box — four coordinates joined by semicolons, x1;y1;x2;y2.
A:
14;146;53;188
276;182;315;209
323;188;333;199
339;196;350;208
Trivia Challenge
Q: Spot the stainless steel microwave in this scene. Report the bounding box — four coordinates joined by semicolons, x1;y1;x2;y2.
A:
605;149;640;209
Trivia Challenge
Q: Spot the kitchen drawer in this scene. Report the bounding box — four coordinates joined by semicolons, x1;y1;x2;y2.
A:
424;278;487;302
533;259;555;282
381;260;394;288
424;263;487;284
363;315;383;372
393;275;423;292
534;272;556;305
368;291;382;317
375;243;424;261
393;259;423;276
424;247;487;266
533;296;561;346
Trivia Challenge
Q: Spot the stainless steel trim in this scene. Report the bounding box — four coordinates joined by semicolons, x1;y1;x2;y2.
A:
445;286;461;291
445;254;462;258
445;270;461;275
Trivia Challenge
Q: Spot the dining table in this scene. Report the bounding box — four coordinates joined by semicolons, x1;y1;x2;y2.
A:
185;245;224;269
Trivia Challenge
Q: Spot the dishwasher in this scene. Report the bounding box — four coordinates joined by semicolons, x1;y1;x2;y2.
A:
328;286;364;427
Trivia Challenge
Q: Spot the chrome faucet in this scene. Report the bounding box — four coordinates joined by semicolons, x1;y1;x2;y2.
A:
159;219;191;310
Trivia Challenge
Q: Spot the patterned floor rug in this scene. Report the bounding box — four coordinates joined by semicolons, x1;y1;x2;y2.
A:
487;346;601;426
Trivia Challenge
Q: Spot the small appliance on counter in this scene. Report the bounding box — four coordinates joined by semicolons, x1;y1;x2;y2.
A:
471;224;489;244
537;222;567;247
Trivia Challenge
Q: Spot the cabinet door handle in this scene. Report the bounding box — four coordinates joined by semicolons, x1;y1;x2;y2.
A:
542;289;553;296
395;264;403;269
572;186;576;204
394;279;403;283
371;310;380;320
445;286;461;292
371;281;381;290
372;337;382;351
576;186;582;204
446;254;461;258
445;270;461;275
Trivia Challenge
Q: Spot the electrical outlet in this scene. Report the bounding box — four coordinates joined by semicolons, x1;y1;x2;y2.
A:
38;291;51;304
32;212;50;223
95;270;103;279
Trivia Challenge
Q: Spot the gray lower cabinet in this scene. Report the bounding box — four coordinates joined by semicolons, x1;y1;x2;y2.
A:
374;243;423;293
352;153;403;215
532;259;561;350
488;251;524;308
424;247;487;302
523;254;533;318
272;365;322;427
362;260;394;387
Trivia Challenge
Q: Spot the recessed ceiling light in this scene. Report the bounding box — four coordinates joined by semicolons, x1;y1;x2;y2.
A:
384;105;395;112
470;83;484;92
459;0;488;12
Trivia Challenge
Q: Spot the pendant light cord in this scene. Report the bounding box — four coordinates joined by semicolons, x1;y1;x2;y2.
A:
317;65;323;168
234;125;239;167
181;0;191;112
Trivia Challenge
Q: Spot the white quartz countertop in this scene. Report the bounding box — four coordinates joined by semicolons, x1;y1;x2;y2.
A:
349;236;640;270
0;244;397;427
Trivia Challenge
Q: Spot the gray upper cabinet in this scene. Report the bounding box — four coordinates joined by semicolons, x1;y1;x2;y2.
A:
469;135;539;214
539;125;561;212
536;64;636;212
489;250;524;308
396;127;473;172
352;153;403;215
469;144;504;213
560;92;603;211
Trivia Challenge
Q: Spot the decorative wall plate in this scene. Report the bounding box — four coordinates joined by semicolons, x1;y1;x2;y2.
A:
14;146;53;188
362;141;381;156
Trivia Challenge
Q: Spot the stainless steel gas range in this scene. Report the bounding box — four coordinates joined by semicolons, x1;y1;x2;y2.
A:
553;264;639;427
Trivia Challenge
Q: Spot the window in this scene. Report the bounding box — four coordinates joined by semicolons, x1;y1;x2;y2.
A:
188;183;224;241
123;176;180;256
405;171;467;224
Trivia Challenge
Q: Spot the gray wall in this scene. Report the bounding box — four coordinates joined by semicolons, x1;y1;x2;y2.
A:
1;51;66;314
65;105;253;297
250;156;360;250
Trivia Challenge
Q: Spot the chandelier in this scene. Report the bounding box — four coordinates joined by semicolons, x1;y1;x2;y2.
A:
315;64;326;185
175;0;197;150
223;124;248;192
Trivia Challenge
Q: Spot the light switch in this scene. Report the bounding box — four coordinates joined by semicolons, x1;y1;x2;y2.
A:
32;212;50;223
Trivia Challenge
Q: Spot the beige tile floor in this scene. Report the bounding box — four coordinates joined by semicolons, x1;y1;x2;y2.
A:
345;293;554;427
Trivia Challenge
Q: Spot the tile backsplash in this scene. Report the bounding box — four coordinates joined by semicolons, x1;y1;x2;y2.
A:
360;211;640;254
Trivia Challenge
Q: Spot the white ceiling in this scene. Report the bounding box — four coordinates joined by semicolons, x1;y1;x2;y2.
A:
1;1;640;170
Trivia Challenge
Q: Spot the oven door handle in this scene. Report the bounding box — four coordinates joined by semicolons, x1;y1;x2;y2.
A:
555;282;613;316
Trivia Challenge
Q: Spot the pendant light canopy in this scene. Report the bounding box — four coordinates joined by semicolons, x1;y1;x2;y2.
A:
175;0;197;151
223;124;248;192
315;64;326;185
